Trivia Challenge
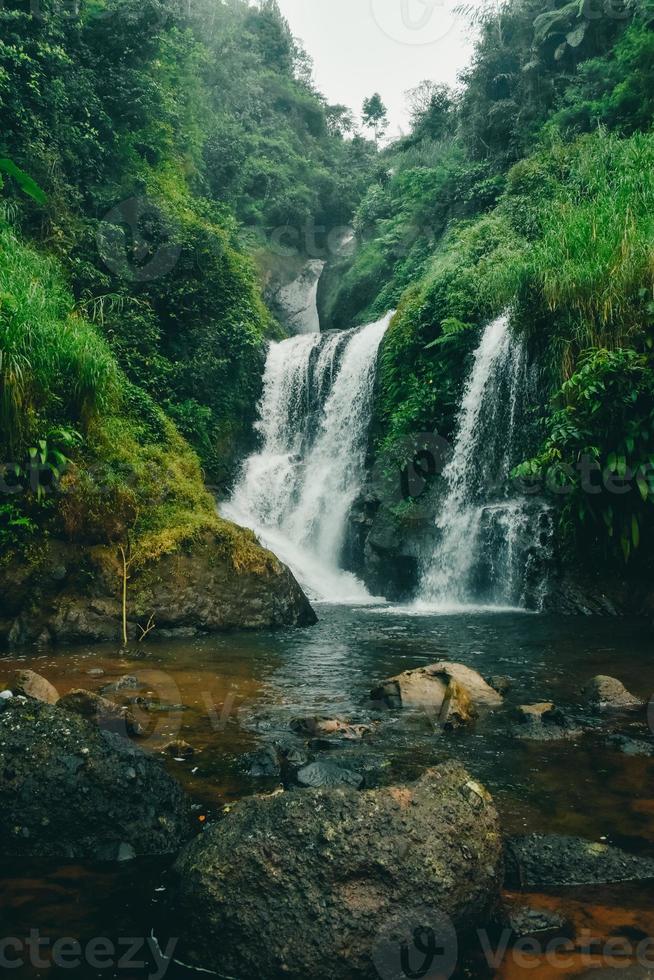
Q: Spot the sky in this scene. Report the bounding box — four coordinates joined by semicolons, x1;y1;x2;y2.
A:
275;0;480;140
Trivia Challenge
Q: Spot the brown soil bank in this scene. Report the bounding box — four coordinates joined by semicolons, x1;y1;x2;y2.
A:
0;527;316;647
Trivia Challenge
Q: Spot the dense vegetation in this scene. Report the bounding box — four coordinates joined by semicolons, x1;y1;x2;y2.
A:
0;0;374;564
324;0;654;568
2;0;653;585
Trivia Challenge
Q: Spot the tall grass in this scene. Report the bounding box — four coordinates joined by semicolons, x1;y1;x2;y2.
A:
514;131;654;351
0;221;119;448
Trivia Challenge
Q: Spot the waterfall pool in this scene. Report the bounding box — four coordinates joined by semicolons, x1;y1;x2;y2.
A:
1;606;653;978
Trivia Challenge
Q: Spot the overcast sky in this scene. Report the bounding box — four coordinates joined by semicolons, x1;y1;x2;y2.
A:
275;0;480;139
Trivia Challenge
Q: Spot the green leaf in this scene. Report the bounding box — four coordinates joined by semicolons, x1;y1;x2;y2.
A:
0;159;46;205
637;474;649;502
632;514;640;549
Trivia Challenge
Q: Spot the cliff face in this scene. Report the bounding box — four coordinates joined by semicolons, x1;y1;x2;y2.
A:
0;528;317;648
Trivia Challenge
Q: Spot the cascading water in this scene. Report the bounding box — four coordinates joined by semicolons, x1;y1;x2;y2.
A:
224;313;392;602
417;314;551;611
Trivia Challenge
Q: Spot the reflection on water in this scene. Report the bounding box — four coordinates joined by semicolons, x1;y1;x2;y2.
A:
1;607;653;978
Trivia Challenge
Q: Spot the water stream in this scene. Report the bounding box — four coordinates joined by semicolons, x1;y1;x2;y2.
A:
224;313;392;602
418;314;551;611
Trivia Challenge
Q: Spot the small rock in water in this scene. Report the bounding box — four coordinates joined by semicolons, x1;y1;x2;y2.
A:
296;760;363;790
372;661;503;711
607;734;654;757
247;745;282;778
12;669;59;705
583;675;643;711
506;904;569;940
162;740;195;760
290;717;373;740
506;834;654;887
512;703;583;741
100;674;143;696
489;675;512;696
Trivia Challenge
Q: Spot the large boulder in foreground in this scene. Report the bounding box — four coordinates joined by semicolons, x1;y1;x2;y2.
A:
371;662;503;715
0;698;192;860
1;527;316;647
172;761;503;980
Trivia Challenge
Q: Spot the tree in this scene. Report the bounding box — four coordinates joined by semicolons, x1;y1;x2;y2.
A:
362;93;388;144
405;81;454;142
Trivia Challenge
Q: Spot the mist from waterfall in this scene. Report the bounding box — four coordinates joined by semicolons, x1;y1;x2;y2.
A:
224;313;392;603
417;314;551;612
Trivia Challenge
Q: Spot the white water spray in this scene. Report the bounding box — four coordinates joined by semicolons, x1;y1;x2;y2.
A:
224;313;392;603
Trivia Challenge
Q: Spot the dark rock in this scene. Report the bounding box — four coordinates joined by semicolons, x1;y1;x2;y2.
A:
172;761;503;980
12;669;59;705
58;689;143;736
0;699;192;860
296;760;364;789
247;744;283;778
511;703;583;741
506;904;569;940
506;835;654;888
101;674;142;695
162;739;195;759
607;734;654;757
583;675;643;711
489;675;512;696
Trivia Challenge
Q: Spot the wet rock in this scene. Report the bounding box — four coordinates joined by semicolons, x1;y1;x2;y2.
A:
246;741;311;780
247;744;284;778
296;760;364;789
506;904;569;940
172;761;503;980
583;676;643;711
607;734;654;757
506;835;654;888
372;661;503;712
12;669;59;705
511;703;583;741
162;739;195;759
58;689;143;736
321;749;390;789
489;675;512;696
1;530;316;648
0;699;192;860
101;674;143;696
290;717;374;740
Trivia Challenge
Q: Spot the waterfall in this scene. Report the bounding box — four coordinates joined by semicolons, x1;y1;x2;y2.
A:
224;313;392;603
417;314;551;611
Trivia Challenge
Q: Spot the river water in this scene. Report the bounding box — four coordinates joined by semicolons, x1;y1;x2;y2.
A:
1;606;653;978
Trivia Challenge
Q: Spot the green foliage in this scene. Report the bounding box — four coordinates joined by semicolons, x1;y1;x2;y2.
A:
515;348;654;562
0;0;376;485
0;221;119;451
0;159;45;204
